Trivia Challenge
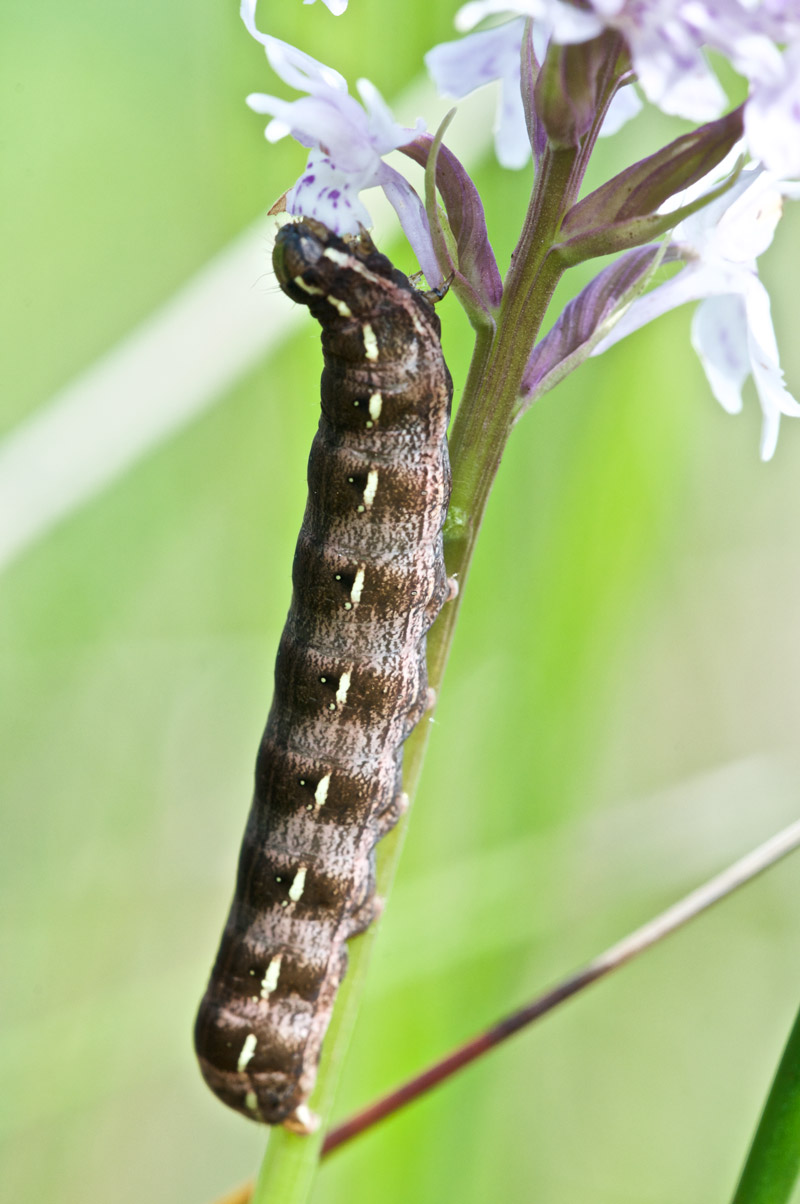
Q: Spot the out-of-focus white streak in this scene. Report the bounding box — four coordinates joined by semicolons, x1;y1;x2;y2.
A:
0;220;288;573
0;81;494;575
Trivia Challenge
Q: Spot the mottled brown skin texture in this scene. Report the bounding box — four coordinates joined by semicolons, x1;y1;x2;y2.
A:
194;220;453;1129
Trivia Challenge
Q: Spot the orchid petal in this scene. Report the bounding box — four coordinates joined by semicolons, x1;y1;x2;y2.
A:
263;38;347;95
632;26;727;121
593;260;738;354
401;131;503;309
596;158;799;457
711;170;784;261
600;86;642;136
304;0;349;13
355;78;419;151
497;72;533;169
240;1;347;93
427;20;534;168
691;295;749;415
376;162;444;289
744;41;800;176
286;152;373;233
426;21;526;99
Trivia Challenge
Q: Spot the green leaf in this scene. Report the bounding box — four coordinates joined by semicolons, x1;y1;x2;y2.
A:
730;1003;800;1204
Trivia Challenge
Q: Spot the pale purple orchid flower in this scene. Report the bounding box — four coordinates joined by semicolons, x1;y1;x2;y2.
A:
240;0;441;287
454;0;600;40
455;0;723;120
666;6;800;175
426;12;641;169
426;19;534;169
439;0;797;135
594;166;800;460
740;39;800;177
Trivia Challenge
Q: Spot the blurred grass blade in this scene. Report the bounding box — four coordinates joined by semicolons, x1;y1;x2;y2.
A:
730;1003;800;1204
322;818;800;1155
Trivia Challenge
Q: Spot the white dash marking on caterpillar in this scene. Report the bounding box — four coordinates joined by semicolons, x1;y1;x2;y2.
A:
260;954;283;999
368;392;382;422
322;246;353;269
288;866;307;903
293;277;325;297
314;774;330;809
237;1033;257;1073
322;246;378;284
335;671;351;706
350;565;365;605
327;295;352;318
362;323;379;362
363;469;379;509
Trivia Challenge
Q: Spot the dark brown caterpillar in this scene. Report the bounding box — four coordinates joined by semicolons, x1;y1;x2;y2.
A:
194;219;453;1132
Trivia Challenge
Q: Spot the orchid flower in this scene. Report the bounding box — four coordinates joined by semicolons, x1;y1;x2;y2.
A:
594;166;800;460
426;8;641;169
240;0;441;287
430;2;800;171
426;19;535;169
740;39;800;177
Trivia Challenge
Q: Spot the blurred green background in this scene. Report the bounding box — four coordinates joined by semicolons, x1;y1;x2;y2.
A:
2;3;799;1203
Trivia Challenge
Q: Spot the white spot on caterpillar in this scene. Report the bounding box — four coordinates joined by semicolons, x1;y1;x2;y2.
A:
362;323;379;361
368;392;382;422
260;954;282;999
410;309;428;338
335;671;351;706
293;277;324;297
327;295;352;318
322;246;377;284
350;565;365;605
363;469;379;509
314;774;330;809
237;1032;257;1073
288;866;307;903
322;246;353;269
245;1091;259;1114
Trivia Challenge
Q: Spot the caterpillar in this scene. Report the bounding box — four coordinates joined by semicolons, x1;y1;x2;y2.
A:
194;219;453;1132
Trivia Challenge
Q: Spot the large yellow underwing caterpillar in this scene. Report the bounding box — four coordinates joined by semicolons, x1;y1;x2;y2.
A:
194;219;453;1132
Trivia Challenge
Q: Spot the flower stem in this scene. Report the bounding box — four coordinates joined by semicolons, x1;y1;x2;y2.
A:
729;1002;800;1204
430;145;577;679
251;141;581;1204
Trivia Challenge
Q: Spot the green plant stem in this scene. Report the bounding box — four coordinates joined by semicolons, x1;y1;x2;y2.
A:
251;142;581;1204
729;1003;800;1204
